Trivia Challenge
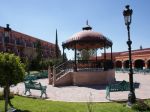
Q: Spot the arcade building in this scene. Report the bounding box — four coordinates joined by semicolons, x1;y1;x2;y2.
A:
0;24;58;60
93;47;150;70
115;48;150;69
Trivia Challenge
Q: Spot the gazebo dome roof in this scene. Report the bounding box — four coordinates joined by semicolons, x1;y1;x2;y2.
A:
62;22;113;50
68;30;106;42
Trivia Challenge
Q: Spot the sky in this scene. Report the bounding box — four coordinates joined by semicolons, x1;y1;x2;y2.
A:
0;0;150;59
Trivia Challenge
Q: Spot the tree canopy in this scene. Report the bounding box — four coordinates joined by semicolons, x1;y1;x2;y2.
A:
0;53;25;86
79;49;96;60
0;53;25;111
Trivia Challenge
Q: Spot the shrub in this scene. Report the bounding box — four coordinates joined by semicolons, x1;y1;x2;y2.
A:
132;99;150;111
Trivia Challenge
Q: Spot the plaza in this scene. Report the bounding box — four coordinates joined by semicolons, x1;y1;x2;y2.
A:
4;72;150;102
1;1;150;112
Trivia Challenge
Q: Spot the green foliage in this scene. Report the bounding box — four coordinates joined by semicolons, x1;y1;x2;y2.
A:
79;49;96;60
80;49;90;60
0;53;25;86
21;57;29;72
36;40;42;61
132;99;150;111
0;53;25;111
39;60;54;70
30;58;40;71
0;91;14;100
28;40;43;71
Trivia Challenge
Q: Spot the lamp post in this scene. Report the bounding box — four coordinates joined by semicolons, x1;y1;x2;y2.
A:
3;24;11;52
123;5;136;105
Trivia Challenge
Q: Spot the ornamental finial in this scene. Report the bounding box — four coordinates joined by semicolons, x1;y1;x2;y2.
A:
86;20;88;25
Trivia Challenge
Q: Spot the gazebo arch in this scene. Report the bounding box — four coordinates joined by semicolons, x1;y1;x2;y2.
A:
62;22;113;71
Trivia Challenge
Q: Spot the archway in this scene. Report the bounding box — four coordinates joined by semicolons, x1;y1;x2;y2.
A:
134;59;145;69
123;60;129;68
115;61;122;68
147;60;150;69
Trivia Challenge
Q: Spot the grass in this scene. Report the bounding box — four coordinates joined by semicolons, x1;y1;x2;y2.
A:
0;95;135;112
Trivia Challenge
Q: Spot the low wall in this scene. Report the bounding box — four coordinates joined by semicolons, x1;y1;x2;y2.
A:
72;69;115;85
54;69;115;86
55;72;73;86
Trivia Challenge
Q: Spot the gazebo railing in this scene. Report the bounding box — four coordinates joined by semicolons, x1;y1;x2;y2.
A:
77;60;102;72
53;60;114;80
77;60;113;71
54;60;74;79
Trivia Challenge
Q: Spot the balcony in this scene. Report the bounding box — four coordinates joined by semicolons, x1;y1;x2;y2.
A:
16;39;25;46
26;41;33;48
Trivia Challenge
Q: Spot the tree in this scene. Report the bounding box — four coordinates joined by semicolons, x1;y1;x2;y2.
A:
36;40;42;62
29;40;42;71
79;49;96;60
0;53;25;112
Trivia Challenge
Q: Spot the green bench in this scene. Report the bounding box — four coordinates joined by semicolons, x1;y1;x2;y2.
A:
24;80;47;98
24;74;37;81
106;80;130;99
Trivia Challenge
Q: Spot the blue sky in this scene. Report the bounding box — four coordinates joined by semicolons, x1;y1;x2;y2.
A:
0;0;150;59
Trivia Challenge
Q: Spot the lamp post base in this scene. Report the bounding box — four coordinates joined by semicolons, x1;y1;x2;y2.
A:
127;91;136;106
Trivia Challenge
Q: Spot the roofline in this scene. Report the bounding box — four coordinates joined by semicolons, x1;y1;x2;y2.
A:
0;26;55;46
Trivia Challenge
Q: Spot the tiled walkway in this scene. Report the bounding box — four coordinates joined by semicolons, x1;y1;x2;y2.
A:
1;73;150;102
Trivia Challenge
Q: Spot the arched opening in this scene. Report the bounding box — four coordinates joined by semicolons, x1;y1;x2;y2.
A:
147;60;150;69
105;60;114;69
134;59;145;69
115;61;122;68
123;60;129;68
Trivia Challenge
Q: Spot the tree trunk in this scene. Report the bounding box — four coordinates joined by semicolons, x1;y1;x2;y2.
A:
4;86;8;112
8;87;13;108
4;85;13;112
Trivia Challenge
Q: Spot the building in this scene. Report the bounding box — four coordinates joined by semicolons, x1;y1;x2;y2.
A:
115;48;150;69
0;25;57;60
93;48;150;69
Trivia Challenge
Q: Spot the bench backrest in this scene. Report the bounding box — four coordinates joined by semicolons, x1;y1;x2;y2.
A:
109;80;130;91
24;81;42;89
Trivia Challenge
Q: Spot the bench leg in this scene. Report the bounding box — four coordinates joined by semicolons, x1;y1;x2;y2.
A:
41;90;47;98
24;88;31;95
106;91;110;100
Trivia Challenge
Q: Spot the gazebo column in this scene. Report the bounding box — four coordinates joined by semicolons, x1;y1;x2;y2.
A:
62;46;65;62
111;45;113;61
111;45;113;68
95;48;98;68
104;42;106;71
96;48;97;62
74;42;77;72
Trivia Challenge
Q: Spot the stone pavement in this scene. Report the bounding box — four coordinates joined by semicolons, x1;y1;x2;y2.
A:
1;73;150;102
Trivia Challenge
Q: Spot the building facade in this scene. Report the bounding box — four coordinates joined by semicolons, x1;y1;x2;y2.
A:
0;25;57;60
115;48;150;69
94;48;150;69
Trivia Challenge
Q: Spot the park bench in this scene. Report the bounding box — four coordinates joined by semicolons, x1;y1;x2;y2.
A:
24;74;37;81
24;80;47;98
106;80;130;99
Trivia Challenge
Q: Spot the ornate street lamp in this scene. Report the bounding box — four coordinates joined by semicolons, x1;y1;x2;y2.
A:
4;24;11;52
4;24;11;39
123;5;136;105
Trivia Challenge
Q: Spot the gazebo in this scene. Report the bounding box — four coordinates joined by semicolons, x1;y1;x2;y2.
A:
62;22;113;71
49;22;115;86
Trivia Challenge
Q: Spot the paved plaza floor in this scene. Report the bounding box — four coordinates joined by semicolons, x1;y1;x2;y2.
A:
1;73;150;102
